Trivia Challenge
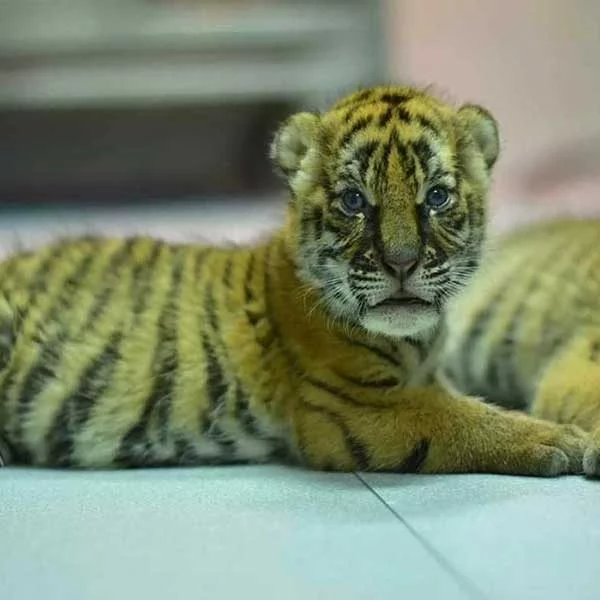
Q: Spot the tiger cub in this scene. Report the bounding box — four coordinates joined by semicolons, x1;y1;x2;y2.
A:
0;86;587;474
441;218;600;478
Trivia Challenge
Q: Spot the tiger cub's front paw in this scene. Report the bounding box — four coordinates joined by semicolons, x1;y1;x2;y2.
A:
505;417;588;477
583;426;600;479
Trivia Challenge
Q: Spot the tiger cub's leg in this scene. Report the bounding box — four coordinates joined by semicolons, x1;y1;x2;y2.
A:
530;332;600;478
292;384;587;476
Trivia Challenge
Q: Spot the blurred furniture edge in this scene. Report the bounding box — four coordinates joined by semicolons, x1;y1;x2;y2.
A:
0;0;387;204
0;0;387;110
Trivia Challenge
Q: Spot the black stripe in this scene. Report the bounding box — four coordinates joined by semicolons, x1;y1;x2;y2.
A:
391;104;438;134
243;253;256;303
117;395;154;465
300;209;312;245
395;106;413;123
490;239;588;405
393;139;411;173
392;438;430;473
403;143;420;186
0;314;15;370
261;239;306;374
411;138;434;175
73;332;123;428
312;206;324;239
118;251;184;463
338;115;373;149
132;240;163;318
222;256;233;288
378;137;394;179
371;207;386;267
591;339;600;362
305;376;388;409
337;333;401;367
324;220;346;237
18;242;78;323
353;140;379;176
378;107;394;127
243;252;263;328
234;385;263;438
15;332;67;426
232;383;286;460
43;396;73;467
300;400;370;470
194;247;210;280
204;286;219;333
152;254;185;444
334;369;399;389
45;331;123;466
380;92;413;105
335;88;375;111
171;436;244;466
414;114;438;133
173;437;203;465
81;239;137;330
318;246;341;262
246;308;262;327
384;131;417;182
10;249;99;442
447;210;467;234
200;334;235;453
429;166;452;183
202;335;228;409
455;289;504;397
258;244;280;356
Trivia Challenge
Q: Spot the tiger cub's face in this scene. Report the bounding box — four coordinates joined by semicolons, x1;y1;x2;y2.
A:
271;86;499;338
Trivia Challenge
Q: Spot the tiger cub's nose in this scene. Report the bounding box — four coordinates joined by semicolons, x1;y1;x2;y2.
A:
383;252;419;277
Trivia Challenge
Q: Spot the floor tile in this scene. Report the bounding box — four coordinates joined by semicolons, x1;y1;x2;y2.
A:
361;473;600;600
1;466;472;600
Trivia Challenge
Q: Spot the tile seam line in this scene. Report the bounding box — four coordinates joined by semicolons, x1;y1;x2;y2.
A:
354;472;489;600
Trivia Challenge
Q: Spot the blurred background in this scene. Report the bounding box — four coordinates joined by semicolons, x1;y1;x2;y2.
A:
1;0;599;247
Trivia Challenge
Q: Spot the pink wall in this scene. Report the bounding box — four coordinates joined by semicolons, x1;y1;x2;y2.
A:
386;0;600;233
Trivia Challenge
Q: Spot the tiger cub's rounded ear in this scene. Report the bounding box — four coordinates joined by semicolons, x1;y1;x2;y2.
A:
458;104;500;170
270;112;321;178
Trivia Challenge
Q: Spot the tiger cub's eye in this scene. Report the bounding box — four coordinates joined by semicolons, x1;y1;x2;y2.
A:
340;189;366;215
424;186;451;211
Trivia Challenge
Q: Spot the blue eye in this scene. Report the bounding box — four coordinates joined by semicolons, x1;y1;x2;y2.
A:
425;186;451;210
341;189;366;214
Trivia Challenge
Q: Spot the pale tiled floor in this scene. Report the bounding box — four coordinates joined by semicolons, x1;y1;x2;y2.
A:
2;467;599;600
1;200;599;600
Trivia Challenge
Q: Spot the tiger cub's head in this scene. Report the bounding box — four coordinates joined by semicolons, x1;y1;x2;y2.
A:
271;85;499;338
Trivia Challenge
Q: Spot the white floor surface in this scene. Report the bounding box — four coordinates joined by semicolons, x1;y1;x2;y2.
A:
1;467;599;600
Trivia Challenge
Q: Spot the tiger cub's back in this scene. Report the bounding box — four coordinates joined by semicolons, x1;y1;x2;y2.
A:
440;218;600;409
0;235;236;467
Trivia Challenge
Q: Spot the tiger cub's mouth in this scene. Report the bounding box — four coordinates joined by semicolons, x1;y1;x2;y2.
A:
373;291;432;309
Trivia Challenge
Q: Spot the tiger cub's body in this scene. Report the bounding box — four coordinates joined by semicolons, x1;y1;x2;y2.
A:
0;234;422;468
441;218;600;475
0;86;589;474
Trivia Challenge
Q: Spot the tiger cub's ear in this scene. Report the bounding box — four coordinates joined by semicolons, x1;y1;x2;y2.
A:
270;112;321;179
458;104;500;170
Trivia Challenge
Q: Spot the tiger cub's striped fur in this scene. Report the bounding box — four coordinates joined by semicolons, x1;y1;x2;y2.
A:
441;218;600;477
0;86;588;473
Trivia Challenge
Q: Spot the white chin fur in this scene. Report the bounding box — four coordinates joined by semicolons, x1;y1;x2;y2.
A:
360;304;440;339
